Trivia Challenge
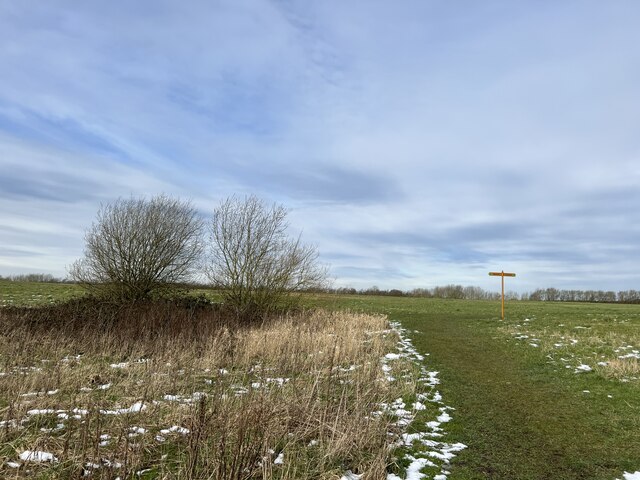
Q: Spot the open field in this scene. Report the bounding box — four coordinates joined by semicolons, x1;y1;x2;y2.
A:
0;281;83;307
306;295;640;479
1;283;640;478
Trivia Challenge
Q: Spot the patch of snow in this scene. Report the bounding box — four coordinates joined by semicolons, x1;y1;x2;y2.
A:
273;452;284;465
437;412;451;423
160;425;190;435
7;461;21;468
27;409;56;415
574;364;592;373
100;401;146;415
406;456;437;477
619;352;640;359
340;470;362;480
619;472;640;480
19;450;58;463
413;401;426;411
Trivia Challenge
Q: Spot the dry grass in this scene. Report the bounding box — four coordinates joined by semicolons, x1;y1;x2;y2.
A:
599;357;640;380
0;301;411;479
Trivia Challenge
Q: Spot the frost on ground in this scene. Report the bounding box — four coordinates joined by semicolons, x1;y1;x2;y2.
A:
381;322;467;480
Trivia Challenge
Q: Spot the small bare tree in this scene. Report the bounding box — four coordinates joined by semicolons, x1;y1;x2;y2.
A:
207;195;327;319
70;195;204;301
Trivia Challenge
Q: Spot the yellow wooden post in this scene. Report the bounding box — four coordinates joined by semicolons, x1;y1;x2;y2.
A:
501;271;505;319
489;271;516;320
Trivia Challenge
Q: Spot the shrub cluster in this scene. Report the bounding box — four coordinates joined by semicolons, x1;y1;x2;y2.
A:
70;195;326;319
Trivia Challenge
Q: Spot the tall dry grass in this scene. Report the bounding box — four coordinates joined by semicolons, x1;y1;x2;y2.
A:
0;301;408;479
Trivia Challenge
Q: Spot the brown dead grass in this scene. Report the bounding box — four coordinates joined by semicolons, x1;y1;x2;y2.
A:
0;301;408;479
599;357;640;380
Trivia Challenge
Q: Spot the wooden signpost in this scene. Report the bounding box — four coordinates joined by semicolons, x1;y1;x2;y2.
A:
489;270;516;320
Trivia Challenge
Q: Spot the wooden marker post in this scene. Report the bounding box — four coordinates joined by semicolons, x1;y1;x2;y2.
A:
488;270;516;320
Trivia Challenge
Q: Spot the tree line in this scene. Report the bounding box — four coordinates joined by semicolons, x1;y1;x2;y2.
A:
321;285;640;304
0;273;67;283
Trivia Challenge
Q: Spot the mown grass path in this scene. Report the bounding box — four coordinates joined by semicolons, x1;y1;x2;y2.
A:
311;296;640;479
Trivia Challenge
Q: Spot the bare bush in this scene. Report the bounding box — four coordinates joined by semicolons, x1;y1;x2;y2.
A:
70;195;203;301
207;196;327;319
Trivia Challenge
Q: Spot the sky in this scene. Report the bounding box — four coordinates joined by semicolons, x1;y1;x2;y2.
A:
1;1;640;293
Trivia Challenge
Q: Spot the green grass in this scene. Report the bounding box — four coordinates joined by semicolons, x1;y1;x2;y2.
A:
0;281;82;307
306;295;640;479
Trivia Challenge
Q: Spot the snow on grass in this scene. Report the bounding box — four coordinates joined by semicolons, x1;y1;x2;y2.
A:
619;472;640;480
160;425;190;435
340;470;363;480
384;321;467;480
3;310;449;477
100;401;146;415
574;364;592;373
110;362;129;369
19;450;58;463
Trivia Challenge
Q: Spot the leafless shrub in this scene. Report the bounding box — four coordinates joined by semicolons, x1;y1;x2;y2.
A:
69;195;203;302
207;196;327;319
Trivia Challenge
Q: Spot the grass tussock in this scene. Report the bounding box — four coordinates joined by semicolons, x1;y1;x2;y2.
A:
600;357;640;379
0;300;409;479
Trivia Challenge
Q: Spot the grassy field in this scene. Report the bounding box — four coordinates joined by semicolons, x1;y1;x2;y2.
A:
306;294;640;479
0;281;82;307
2;282;640;478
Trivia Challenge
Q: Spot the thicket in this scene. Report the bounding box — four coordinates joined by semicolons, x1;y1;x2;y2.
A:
66;194;326;319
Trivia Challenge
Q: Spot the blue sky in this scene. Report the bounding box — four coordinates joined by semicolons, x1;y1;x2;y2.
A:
1;1;640;293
